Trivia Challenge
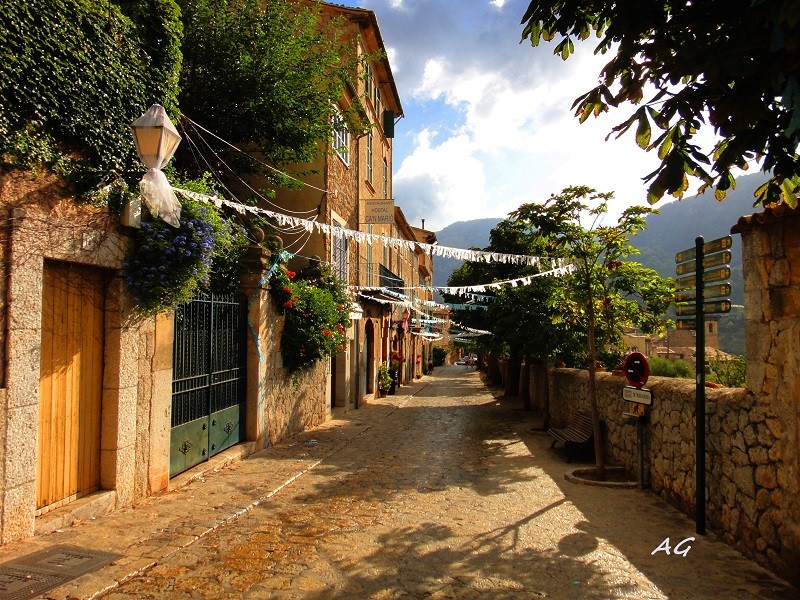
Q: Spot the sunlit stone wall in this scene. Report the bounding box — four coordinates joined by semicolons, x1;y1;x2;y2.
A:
548;367;798;587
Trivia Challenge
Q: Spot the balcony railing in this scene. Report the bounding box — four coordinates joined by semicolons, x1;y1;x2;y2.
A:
379;264;404;292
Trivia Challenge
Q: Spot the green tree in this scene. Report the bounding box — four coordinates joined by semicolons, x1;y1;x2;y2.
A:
447;218;568;411
520;0;800;208
708;355;747;388
176;0;369;182
511;186;674;479
0;0;182;190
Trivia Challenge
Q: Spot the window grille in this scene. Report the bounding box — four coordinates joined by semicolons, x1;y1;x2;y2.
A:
382;158;388;198
332;110;349;164
365;64;373;99
366;225;374;286
367;132;373;183
333;222;348;282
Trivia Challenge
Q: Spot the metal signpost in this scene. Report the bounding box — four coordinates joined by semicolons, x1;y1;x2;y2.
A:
622;352;650;489
674;235;733;535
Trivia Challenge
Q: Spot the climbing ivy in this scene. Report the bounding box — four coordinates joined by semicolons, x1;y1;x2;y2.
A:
0;0;182;193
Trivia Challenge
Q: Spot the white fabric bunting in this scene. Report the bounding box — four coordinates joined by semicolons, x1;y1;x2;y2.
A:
172;187;564;268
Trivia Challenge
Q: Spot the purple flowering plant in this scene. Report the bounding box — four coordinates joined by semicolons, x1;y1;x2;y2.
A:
124;196;248;314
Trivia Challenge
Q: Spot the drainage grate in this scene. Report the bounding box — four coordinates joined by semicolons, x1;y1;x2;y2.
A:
0;545;121;600
0;567;65;600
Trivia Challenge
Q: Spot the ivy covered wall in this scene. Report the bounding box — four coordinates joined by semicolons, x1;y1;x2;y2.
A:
0;0;182;191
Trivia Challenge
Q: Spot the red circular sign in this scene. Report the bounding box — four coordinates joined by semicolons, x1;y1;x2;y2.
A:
624;352;649;387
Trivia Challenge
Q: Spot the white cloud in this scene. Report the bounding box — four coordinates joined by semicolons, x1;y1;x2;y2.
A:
385;46;399;76
348;1;714;230
394;128;489;227
393;41;666;230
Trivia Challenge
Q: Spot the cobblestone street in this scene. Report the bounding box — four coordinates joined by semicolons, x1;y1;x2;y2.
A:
4;366;798;599
103;366;797;599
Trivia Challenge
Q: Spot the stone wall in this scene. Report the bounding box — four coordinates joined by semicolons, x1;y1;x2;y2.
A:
732;206;800;583
262;306;329;445
0;170;167;542
240;252;330;448
548;368;799;586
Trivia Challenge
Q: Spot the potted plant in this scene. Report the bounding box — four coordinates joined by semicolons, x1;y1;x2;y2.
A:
389;351;403;392
378;363;392;397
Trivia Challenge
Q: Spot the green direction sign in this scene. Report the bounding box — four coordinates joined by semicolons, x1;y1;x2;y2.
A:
676;265;731;289
674;283;732;302
675;235;733;264
676;318;696;330
704;265;731;284
675;250;732;275
675;300;732;316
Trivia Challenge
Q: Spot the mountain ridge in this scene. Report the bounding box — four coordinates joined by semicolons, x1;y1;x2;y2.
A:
432;174;766;354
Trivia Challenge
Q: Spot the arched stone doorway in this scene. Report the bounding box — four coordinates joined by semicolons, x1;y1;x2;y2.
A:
365;319;375;394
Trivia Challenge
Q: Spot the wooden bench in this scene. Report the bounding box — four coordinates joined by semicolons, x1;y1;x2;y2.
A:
548;411;594;450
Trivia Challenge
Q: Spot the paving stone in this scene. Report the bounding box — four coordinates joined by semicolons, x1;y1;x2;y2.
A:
1;368;797;599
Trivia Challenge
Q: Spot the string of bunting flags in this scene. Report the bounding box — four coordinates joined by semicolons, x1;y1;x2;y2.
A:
173;187;565;268
355;262;574;298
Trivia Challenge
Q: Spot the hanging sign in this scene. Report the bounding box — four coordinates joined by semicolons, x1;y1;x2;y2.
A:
674;235;732;264
676;266;731;289
623;386;653;405
675;299;732;316
363;199;395;224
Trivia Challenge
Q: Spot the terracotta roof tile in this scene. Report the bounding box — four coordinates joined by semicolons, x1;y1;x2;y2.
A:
731;202;800;233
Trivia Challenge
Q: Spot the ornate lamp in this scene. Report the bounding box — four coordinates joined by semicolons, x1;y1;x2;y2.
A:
129;104;182;227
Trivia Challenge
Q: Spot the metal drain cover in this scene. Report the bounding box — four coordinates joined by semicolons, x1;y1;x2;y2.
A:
0;545;121;599
0;567;65;600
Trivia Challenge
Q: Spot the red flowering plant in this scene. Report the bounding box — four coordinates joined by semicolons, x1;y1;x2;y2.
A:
389;350;404;371
268;256;351;372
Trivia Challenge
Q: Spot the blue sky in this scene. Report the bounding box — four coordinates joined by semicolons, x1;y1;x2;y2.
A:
337;0;673;231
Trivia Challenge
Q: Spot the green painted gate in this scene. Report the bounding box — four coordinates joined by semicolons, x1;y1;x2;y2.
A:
170;292;247;476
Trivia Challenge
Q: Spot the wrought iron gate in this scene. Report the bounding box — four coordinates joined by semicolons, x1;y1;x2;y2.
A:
170;292;247;476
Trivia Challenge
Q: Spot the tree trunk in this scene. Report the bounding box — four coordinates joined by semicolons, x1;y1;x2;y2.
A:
489;354;501;384
542;357;552;430
504;345;522;397
521;354;532;410
587;286;606;480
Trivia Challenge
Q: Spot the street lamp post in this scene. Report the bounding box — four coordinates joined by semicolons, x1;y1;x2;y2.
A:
126;104;182;227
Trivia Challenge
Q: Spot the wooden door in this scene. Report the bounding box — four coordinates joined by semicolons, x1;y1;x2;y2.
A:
37;262;105;510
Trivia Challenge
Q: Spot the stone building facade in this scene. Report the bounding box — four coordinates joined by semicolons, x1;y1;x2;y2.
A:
0;171;335;543
259;2;406;412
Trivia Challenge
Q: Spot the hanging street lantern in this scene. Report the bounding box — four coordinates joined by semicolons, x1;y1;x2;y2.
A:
128;104;182;227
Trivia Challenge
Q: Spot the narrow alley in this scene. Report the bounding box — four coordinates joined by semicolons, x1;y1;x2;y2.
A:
3;366;797;599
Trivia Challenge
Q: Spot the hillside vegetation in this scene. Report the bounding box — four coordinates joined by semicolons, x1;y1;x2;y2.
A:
433;176;766;354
